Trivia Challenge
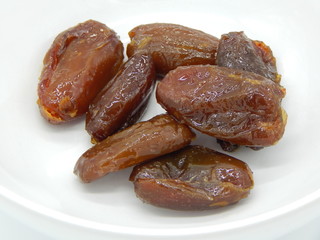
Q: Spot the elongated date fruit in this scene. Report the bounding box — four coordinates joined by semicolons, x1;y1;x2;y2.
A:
86;53;156;143
216;31;280;83
74;114;195;183
130;145;254;210
156;65;287;147
127;23;219;75
37;20;124;123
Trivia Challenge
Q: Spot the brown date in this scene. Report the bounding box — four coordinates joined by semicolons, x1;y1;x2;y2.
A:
156;65;287;147
216;31;280;83
216;139;239;152
74;114;195;183
37;20;124;123
127;23;219;76
216;32;281;151
130;145;254;210
86;53;156;143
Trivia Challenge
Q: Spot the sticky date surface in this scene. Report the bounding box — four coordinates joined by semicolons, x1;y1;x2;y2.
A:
86;53;156;143
74;114;195;183
156;65;287;147
130;145;254;210
37;20;124;123
216;31;282;151
216;31;280;83
127;23;219;75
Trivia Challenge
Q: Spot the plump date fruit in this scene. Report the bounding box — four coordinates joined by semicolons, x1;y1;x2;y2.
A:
74;114;195;183
37;20;124;124
127;23;219;76
216;32;281;151
86;53;156;143
156;65;287;147
216;31;280;83
130;145;254;211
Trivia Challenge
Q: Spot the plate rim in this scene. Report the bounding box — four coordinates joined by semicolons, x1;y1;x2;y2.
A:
1;183;320;236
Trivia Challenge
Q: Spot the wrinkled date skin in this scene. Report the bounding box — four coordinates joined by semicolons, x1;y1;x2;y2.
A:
37;20;124;123
86;53;156;143
216;32;281;151
127;23;219;76
130;145;254;211
156;65;287;147
74;114;195;183
216;31;280;83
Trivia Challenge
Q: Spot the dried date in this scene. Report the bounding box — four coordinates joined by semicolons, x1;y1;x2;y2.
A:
86;53;156;143
216;31;282;151
127;23;219;76
37;20;124;123
216;31;280;83
130;145;254;210
74;114;195;183
156;65;287;147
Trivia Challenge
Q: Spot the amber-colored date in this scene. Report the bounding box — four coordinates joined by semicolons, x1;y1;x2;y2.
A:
86;53;156;143
156;65;287;147
74;114;195;183
37;20;124;123
130;145;254;210
216;31;280;83
127;23;219;76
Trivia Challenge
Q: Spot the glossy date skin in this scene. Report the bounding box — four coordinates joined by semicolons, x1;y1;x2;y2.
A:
74;114;195;183
130;145;254;210
86;53;156;143
216;31;280;83
127;23;219;76
156;65;287;147
216;32;281;151
37;20;124;123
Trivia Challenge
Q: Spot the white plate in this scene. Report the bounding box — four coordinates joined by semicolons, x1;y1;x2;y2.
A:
1;0;320;239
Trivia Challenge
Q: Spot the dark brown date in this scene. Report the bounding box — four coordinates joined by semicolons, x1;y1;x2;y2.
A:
127;23;219;76
216;139;239;152
130;145;254;210
156;65;287;147
74;114;195;183
37;20;124;123
216;31;280;83
86;53;156;143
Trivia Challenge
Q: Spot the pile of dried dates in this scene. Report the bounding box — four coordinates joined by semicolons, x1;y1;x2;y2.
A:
37;20;287;211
